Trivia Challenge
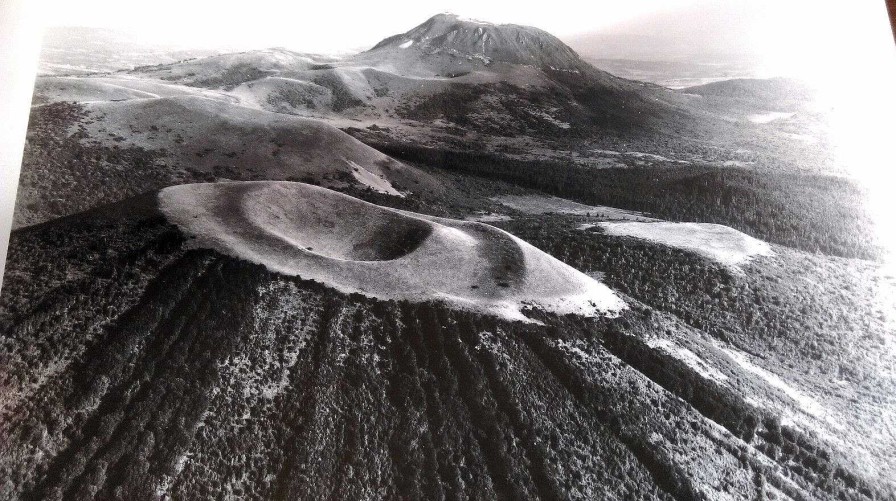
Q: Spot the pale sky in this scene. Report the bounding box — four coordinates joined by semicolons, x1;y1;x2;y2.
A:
40;0;706;52
37;0;891;58
35;0;894;82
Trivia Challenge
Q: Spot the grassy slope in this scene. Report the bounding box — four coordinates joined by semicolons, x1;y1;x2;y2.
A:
13;100;437;229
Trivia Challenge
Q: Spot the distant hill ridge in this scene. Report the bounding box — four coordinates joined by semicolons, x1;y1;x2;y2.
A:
682;77;815;102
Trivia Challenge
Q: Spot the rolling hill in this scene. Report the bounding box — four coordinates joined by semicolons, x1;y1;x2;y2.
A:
122;14;709;156
27;14;838;176
14;94;441;228
16;13;720;229
682;77;815;104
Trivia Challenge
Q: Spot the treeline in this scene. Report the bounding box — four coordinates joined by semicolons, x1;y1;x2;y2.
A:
186;63;273;91
394;80;640;139
497;216;887;499
14;102;174;227
499;215;890;411
372;141;882;260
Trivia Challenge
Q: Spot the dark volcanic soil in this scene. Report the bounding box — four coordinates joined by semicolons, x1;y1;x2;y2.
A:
0;194;890;501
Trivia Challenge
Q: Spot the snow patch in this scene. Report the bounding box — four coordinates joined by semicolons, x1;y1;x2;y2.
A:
722;160;754;167
465;213;512;223
625;151;672;162
451;13;491;25
156;453;191;498
595;222;772;267
785;132;818;144
591;148;688;164
399;40;414;49
721;348;824;418
346;160;404;197
748;111;796;124
528;109;570;129
647;338;729;383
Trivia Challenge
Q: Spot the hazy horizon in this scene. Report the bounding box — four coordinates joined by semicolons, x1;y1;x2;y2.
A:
39;2;895;80
26;0;896;242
